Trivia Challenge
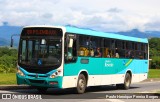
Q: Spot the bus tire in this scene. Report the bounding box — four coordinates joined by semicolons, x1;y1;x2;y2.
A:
116;73;131;90
124;73;131;89
37;87;48;93
76;74;87;94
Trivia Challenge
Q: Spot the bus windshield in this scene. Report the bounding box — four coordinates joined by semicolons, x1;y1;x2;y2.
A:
18;28;62;69
19;38;62;67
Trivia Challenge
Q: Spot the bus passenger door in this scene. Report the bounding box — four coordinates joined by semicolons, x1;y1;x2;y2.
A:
63;34;78;88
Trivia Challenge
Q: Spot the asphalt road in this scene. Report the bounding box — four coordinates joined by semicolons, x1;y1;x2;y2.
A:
0;81;160;102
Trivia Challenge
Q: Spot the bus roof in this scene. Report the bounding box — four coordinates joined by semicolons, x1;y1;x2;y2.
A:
65;26;148;43
23;25;148;43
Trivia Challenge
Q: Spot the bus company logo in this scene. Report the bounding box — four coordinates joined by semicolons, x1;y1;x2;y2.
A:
105;60;114;67
2;94;11;99
123;60;126;65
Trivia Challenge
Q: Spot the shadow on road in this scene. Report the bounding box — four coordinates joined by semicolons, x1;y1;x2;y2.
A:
10;85;140;95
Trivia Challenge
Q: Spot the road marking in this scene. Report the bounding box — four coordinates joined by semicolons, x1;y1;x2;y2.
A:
106;99;124;102
0;91;15;93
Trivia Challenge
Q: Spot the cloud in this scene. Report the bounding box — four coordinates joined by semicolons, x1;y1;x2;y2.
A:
145;20;160;31
107;8;122;13
0;0;160;32
42;13;53;19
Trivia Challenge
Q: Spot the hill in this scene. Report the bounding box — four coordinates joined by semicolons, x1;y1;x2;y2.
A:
0;25;160;47
117;29;160;38
0;25;22;47
0;38;9;46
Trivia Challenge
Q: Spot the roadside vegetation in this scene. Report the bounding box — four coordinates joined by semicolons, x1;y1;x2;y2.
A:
148;69;160;78
0;47;17;73
0;73;16;85
149;38;160;69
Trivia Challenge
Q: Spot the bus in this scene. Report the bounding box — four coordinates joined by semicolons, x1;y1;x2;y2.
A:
16;25;149;94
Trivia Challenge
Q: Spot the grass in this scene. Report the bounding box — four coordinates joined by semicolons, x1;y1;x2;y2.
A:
148;69;160;78
0;69;159;85
0;73;16;85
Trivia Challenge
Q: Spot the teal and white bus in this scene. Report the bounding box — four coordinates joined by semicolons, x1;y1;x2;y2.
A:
16;25;149;93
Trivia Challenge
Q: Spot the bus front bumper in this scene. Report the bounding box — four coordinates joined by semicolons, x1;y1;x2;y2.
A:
16;74;63;88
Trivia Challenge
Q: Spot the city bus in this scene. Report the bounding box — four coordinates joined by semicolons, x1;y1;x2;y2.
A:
16;25;149;94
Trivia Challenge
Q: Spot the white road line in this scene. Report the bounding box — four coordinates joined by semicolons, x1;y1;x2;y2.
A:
105;99;125;102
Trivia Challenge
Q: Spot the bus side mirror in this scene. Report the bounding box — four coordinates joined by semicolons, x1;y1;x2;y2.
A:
10;38;13;47
10;34;20;47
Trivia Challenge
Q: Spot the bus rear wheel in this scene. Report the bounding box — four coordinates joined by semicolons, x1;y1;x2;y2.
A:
116;73;131;90
76;74;87;94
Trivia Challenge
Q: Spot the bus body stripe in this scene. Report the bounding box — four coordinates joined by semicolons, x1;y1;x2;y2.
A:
125;59;133;66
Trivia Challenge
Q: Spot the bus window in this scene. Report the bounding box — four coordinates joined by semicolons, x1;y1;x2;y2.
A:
78;35;90;57
104;39;111;58
125;41;135;58
144;44;148;59
103;39;114;58
115;40;126;58
90;37;102;57
21;40;27;62
28;41;33;61
65;34;77;63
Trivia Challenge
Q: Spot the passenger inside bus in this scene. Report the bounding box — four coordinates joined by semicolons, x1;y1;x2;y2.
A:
90;48;94;57
115;48;119;58
126;50;135;58
138;52;143;59
95;48;102;57
104;48;111;58
107;49;111;58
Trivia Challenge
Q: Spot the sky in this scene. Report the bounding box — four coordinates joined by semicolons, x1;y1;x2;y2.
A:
0;0;160;32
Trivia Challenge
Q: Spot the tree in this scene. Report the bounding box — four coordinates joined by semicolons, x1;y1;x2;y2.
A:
0;47;17;73
149;38;160;69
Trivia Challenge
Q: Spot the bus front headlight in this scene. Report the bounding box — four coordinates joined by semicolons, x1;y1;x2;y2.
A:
50;70;62;78
17;66;25;76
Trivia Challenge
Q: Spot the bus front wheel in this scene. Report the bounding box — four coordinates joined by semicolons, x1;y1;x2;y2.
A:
116;73;131;90
76;74;87;94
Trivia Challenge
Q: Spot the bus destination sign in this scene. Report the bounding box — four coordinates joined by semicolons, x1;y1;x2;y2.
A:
21;28;62;36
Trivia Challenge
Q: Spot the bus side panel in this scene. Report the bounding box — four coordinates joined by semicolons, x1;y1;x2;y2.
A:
62;57;148;88
63;57;120;88
63;57;107;88
117;59;148;83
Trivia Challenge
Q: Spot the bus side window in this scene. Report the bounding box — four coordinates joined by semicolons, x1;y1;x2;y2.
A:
78;35;90;57
65;34;77;63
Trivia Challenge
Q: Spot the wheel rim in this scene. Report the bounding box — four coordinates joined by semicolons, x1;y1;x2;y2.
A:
79;78;85;90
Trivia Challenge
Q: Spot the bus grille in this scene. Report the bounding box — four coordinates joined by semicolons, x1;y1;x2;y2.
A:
28;75;48;78
28;79;44;84
25;68;52;74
